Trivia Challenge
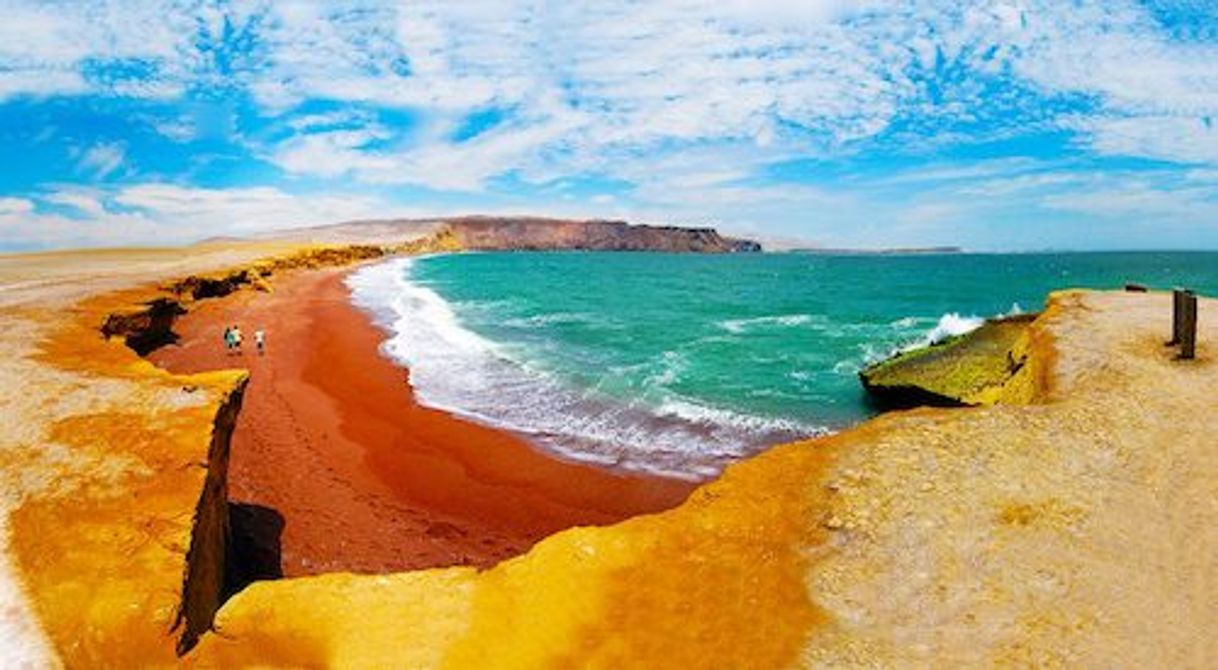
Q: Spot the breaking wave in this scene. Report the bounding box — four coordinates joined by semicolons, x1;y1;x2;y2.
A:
347;258;825;480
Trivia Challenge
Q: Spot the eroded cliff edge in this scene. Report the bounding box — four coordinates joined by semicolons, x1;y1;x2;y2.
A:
1;241;424;666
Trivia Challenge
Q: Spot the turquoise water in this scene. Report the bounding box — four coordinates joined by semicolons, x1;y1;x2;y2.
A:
349;251;1218;478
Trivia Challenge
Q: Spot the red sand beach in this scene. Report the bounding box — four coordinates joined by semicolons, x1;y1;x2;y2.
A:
149;265;694;577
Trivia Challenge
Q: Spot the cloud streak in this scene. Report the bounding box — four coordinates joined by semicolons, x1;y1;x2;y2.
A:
1;1;1218;249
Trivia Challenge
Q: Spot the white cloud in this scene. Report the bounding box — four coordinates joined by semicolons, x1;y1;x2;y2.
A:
76;142;126;179
0;197;34;215
111;184;390;234
42;190;107;217
0;184;416;249
4;0;1218;250
149;117;197;143
0;3;204;101
245;0;1218;199
1042;183;1218;220
6;1;1218;175
286;109;375;132
0;206;161;250
271;128;398;179
1083;115;1218;163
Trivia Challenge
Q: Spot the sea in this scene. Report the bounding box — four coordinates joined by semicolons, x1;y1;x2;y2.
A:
348;251;1218;480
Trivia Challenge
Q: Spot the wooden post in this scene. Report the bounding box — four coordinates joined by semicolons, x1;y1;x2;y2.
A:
1180;291;1198;360
1168;289;1185;346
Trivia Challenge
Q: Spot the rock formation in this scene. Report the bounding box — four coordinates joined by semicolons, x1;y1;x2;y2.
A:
260;216;763;253
859;313;1039;408
443;216;759;253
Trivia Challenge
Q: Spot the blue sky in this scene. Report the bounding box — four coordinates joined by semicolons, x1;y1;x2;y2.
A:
1;1;1217;251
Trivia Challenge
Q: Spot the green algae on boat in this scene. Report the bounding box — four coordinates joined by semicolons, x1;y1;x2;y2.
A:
859;313;1038;409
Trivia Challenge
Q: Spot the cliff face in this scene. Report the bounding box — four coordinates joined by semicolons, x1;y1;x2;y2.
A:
259;215;763;253
173;377;246;655
443;217;760;253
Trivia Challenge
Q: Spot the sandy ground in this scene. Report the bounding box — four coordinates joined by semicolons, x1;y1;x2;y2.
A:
0;243;315;666
147;267;693;576
0;242;305;666
803;290;1218;666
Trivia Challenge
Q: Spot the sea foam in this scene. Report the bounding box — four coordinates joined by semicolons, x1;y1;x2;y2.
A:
922;312;986;345
346;258;824;480
718;313;818;334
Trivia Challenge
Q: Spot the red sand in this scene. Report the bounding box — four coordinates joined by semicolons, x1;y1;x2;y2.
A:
149;266;694;576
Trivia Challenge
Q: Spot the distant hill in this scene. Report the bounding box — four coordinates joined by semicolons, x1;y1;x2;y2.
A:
239;215;763;253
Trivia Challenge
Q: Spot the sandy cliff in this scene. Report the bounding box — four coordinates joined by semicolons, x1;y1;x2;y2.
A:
0;239;454;665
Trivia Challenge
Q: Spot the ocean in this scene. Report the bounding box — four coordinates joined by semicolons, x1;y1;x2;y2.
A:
349;251;1218;479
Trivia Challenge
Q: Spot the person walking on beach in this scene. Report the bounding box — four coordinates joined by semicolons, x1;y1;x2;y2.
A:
254;329;266;356
231;325;243;354
223;326;233;354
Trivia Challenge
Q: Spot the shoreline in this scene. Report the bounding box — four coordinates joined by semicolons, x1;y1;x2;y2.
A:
148;263;695;577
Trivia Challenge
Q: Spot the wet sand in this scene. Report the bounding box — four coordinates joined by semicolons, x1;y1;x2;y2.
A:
149;265;694;577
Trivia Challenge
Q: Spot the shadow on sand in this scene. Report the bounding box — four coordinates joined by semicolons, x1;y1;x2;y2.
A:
225;502;285;599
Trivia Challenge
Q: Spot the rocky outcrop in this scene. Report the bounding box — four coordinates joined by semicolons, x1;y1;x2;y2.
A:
169;245;388;300
443;217;759;253
100;297;187;355
259;216;762;253
859;313;1038;408
9;296;255;665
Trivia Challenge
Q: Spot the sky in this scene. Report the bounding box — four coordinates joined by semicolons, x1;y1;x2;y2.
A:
1;1;1218;251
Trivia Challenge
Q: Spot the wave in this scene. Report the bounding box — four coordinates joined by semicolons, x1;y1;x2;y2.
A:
655;397;819;436
718;313;819;334
921;312;985;346
347;259;824;480
850;309;998;370
906;304;1022;351
503;312;607;329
